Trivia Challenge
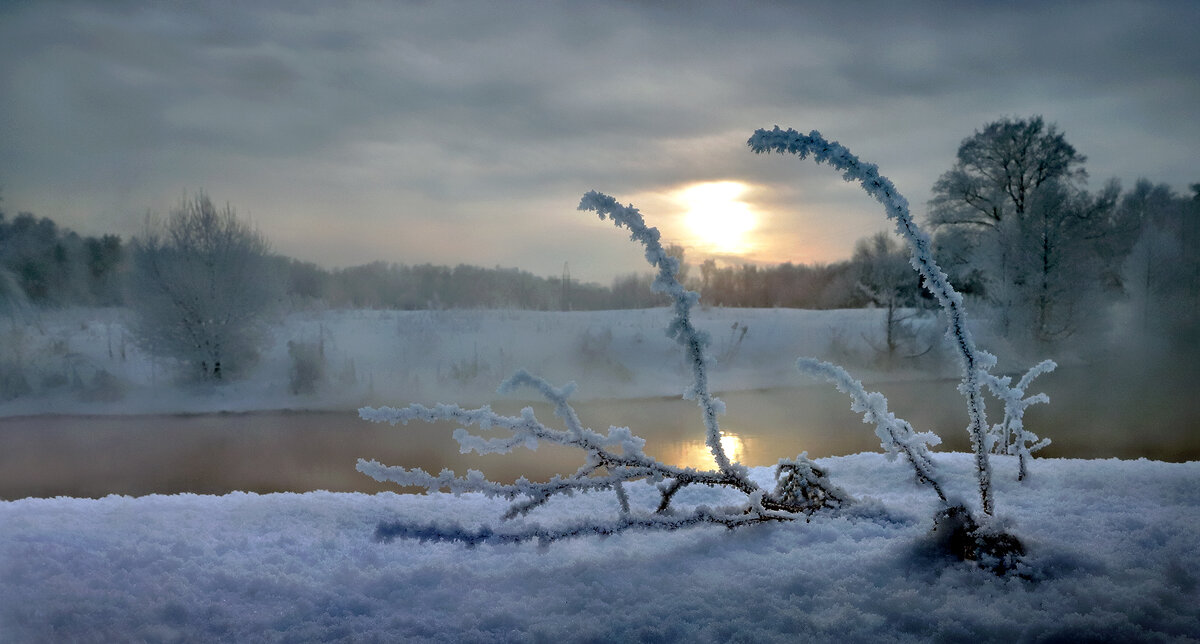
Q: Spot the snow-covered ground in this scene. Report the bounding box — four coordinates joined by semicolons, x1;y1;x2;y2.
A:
2;453;1197;641
0;306;948;416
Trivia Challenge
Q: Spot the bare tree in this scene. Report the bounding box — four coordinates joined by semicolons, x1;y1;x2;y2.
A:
1012;180;1119;342
1120;180;1200;340
929;117;1116;344
850;232;931;363
129;193;279;381
929;116;1086;231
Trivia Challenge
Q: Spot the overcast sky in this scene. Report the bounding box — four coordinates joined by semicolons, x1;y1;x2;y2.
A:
1;1;1197;283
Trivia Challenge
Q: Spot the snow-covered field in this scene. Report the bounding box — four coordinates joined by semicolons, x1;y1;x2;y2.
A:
2;307;1198;640
2;453;1197;642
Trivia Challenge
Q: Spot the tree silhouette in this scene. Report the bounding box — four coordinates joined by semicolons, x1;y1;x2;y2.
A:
129;193;279;381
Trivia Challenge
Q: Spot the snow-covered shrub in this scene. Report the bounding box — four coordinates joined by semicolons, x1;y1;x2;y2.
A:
444;347;490;385
287;339;326;396
577;325;634;383
851;232;939;367
337;358;358;387
578;325;613;362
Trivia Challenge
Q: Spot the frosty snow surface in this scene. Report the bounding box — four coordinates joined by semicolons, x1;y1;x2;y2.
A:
2;454;1196;641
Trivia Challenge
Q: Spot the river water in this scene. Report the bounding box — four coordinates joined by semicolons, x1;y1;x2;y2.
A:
2;364;1196;499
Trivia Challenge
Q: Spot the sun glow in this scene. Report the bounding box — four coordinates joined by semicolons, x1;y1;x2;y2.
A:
677;181;757;254
670;431;747;470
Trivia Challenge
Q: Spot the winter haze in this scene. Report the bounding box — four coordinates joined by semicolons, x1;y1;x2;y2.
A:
1;0;1197;282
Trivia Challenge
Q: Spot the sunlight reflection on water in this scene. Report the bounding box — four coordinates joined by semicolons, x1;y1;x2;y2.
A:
663;431;751;470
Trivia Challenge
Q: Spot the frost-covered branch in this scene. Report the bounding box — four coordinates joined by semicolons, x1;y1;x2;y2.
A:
358;383;750;519
359;387;839;532
797;359;946;503
360;365;843;538
749;127;998;515
983;360;1056;481
373;505;801;548
578;191;739;477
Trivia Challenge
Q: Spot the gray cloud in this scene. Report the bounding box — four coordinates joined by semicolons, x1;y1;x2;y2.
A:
1;0;1197;282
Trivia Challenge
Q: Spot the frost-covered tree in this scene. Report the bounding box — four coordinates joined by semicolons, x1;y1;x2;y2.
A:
849;231;931;363
1119;180;1200;342
930;116;1086;231
128;193;279;381
1008;179;1120;343
0;209;125;307
929;116;1117;344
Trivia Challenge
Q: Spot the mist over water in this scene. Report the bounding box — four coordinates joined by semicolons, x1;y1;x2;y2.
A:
2;350;1194;500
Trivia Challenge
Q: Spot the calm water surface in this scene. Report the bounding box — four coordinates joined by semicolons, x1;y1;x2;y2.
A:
2;365;1196;499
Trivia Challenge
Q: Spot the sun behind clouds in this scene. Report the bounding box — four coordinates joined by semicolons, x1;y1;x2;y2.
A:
677;181;758;255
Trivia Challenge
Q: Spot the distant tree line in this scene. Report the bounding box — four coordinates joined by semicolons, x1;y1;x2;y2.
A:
0;208;124;307
274;255;871;311
0;207;869;312
278;259;626;311
2;115;1196;348
693;259;875;309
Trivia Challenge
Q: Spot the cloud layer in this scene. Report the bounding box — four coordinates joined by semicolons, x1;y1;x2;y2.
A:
2;1;1197;282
